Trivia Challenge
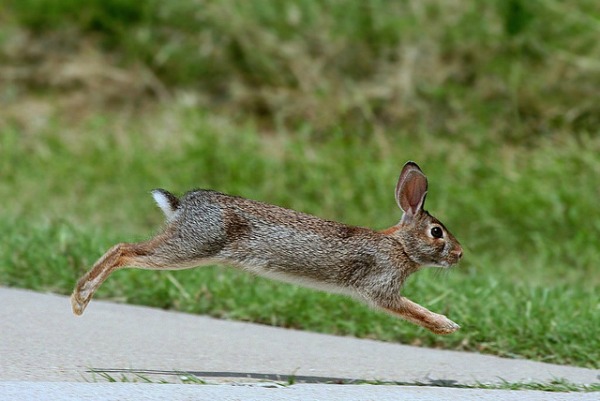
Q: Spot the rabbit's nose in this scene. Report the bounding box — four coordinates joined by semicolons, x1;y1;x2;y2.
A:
452;247;463;260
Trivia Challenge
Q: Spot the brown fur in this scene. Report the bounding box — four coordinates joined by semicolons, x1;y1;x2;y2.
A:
380;226;401;235
71;161;463;334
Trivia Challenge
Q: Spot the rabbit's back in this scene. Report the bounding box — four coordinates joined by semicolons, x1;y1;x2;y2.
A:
170;190;393;292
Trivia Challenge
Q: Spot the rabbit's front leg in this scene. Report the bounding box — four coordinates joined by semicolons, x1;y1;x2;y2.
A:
381;296;460;335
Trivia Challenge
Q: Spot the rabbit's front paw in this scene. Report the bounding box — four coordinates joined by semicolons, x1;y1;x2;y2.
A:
430;315;460;335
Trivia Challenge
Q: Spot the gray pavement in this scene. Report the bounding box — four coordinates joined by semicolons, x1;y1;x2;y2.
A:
1;287;598;400
2;382;599;401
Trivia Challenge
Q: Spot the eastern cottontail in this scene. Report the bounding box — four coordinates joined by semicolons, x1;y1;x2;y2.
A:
71;161;463;334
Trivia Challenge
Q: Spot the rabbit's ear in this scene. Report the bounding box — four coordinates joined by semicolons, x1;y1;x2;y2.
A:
396;162;428;221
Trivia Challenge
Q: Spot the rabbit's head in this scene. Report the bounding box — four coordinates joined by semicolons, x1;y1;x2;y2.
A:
390;162;463;268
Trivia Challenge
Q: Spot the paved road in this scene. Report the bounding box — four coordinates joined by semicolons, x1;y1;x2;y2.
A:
2;382;598;401
1;287;598;400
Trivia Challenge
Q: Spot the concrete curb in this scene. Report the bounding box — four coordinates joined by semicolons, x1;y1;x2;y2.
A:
1;382;598;401
1;287;598;401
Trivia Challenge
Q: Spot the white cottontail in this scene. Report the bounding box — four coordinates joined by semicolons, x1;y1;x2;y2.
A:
71;161;463;334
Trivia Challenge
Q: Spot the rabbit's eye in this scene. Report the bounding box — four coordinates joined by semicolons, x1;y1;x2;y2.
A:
431;226;443;238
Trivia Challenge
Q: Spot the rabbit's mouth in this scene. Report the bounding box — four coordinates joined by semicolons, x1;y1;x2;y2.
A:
438;260;454;268
439;254;462;268
429;259;454;268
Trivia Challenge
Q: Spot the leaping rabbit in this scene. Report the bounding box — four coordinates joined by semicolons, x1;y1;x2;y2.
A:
71;161;463;334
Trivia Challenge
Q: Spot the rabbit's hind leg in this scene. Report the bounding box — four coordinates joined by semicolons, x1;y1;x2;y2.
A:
70;234;201;316
71;242;147;316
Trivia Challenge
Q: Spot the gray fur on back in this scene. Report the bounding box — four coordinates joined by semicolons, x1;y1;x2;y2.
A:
164;190;409;300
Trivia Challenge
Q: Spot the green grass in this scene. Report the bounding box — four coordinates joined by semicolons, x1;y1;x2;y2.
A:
1;111;598;369
4;0;600;137
1;0;599;371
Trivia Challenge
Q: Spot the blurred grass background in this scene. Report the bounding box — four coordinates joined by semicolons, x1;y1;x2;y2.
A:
0;0;598;368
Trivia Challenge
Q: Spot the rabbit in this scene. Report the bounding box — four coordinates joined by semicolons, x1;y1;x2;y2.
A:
71;161;463;334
